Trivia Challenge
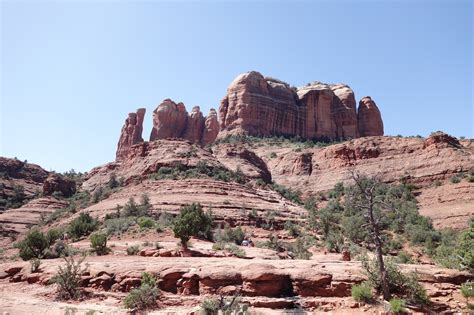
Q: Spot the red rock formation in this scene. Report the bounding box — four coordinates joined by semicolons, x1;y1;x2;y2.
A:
183;106;205;143
201;109;219;146
331;84;359;139
148;100;219;146
42;173;76;197
357;96;383;137
219;71;384;141
149;99;187;141
116;108;146;161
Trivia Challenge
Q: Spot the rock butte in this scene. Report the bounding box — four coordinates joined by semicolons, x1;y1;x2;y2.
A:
116;71;383;160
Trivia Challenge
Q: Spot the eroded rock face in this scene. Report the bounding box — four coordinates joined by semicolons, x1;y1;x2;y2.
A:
148;99;219;147
42;173;76;197
219;71;384;141
116;108;146;161
357;96;383;137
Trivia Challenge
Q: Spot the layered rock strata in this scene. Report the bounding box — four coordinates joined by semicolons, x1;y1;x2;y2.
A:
219;71;383;140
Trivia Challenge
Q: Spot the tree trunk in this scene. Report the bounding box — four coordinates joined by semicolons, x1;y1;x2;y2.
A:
368;200;391;301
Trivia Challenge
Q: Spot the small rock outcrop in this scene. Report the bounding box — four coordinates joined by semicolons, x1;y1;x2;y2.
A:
116;108;146;161
42;173;76;197
219;71;384;141
357;96;384;137
149;99;218;146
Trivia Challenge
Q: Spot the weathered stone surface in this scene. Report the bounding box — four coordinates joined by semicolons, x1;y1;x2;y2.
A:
202;108;219;146
331;84;359;139
116;108;146;161
42;173;76;197
241;264;292;297
150;99;188;141
183;106;205;143
357;96;383;137
290;270;333;297
219;71;384;141
423;131;461;149
147;100;219;147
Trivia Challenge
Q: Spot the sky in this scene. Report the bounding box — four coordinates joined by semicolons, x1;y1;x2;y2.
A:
1;0;472;172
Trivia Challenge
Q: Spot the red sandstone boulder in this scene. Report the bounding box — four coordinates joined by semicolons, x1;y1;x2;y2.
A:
150;99;188;141
357;96;383;137
42;173;76;197
116;108;146;161
423;131;461;149
241;264;292;297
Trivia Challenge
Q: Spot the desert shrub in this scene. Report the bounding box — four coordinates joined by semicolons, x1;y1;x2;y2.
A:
17;229;49;260
461;280;474;309
271;183;302;204
199;294;248;315
256;234;282;251
450;174;462;183
172;203;213;248
456;221;474;272
122;197;139;216
395;251;413;264
362;256;428;305
290;237;312;260
137;216;156;229
389;298;406;313
105;217;135;235
108;173;119;189
284;221;301;237
225;243;246;258
325;230;344;253
68;213;98;240
52;256;87;300
127;245;140;255
43;207;70;224
351;282;373;303
6;184;27;209
214;225;245;245
30;258;41;273
90;232;108;255
270;152;277;158
123;272;159;310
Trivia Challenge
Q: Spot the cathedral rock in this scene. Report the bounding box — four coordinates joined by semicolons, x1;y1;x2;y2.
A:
218;71;383;140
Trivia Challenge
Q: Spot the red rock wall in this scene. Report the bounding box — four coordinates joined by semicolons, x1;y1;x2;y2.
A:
116;108;146;161
219;71;384;141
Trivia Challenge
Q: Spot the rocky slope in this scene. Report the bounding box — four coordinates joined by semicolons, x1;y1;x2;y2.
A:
219;71;383;140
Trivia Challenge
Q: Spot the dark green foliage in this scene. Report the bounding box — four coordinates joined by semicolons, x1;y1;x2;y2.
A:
212;134;341;148
4;184;27;209
256;234;282;251
200;294;248;315
362;256;428;305
351;282;373;303
172;203;213;247
122;195;151;217
434;222;474;272
105;217;135;235
17;229;49;260
108;173;119;189
284;221;301;237
123;272;159;310
289;237;312;259
90;232;108;255
52;256;87;300
68;213;99;240
137;216;156;229
271;183;302;204
214;224;245;245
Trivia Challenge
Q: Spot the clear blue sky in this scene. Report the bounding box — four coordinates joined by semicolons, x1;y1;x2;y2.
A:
1;0;472;172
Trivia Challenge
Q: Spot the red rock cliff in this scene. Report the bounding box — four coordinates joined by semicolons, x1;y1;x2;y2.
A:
116;108;146;161
219;71;383;141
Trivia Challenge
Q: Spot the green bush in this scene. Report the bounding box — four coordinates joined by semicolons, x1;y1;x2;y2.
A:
172;203;213;248
351;282;373;303
389;298;406;313
450;174;462;183
105;217;135;235
68;213;98;240
214;225;245;245
90;232;108;255
362;256;428;305
137;216;156;229
127;245;140;255
123;272;159;310
284;221;301;237
52;256;87;300
225;243;246;258
199;294;248;315
17;229;49;260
